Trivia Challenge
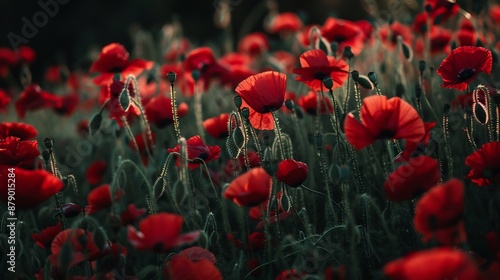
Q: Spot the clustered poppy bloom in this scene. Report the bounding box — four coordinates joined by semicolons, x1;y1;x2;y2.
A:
100;78;141;123
120;204;147;226
414;179;465;246
424;0;460;24
293;49;349;91
203;113;230;139
465;141;500;186
236;71;287;114
128;213;200;252
32;222;62;249
0;136;40;168
167;135;221;170
384;156;440;201
298;91;334;115
436;46;492;91
384;248;479;280
267;12;303;34
0;122;37;140
85;184;113;215
276;158;308;187
85;160;107;185
0;166;63;209
15;84;62;119
223;167;271;207
164;255;222;280
238;32;270;56
145;95;189;128
90;43;154;85
320;17;366;55
343;95;425;150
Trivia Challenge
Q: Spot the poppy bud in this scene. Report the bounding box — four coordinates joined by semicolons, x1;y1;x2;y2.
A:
119;88;130;112
415;86;422;99
419;60;426;73
276;159;308;187
167;71;177;84
55;203;82;218
343;46;354;59
367;72;377;85
401;41;413;61
241;107;250;120
318;38;330;55
232;127;245;148
424;4;432;12
113;73;121;81
357;75;374;89
89;112;103;136
285;99;294;110
42;150;51;162
473;102;488;125
233;95;242;109
351;70;359;82
330;42;339;54
322;76;334;90
43;138;53;149
395;83;405;97
191;69;201;81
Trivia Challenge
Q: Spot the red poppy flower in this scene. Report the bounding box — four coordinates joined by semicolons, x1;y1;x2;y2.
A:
15;84;62;119
240;98;274;130
344;95;425;150
298;91;334;115
223;167;271;207
164;255;222;280
0;136;40;168
0;166;63;209
378;21;413;49
0;48;17;77
436;46;492;91
50;228;108;268
276;159;308;187
85;160;107;185
129;132;156;165
384;248;479;280
128;213;200;252
412;12;429;34
465;142;500;186
414;179;465;246
425;0;460;24
0;122;37;140
268;12;303;34
490;5;500;24
219;65;256;89
163;37;191;63
17;46;36;64
222;151;261;178
0;89;11;112
120;204;147;226
238;32;269;56
53;93;79;116
90;43;153;85
293;50;349;91
395;122;436;162
100;79;141;123
32;222;62;249
236;71;287;114
321;17;366;55
167;135;221;170
184;47;229;90
204;113;230;139
145;95;189;128
45;65;68;83
384;156;440;201
85;184;112;215
276;269;305;280
415;26;452;56
177;246;217;264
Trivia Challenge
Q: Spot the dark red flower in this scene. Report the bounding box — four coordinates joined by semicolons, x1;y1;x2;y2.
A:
276;159;308;187
85;160;107;185
384;248;479;280
344;95;425;150
32;222;62;249
54;203;83;218
412;12;429;34
276;269;305;280
164;255;222;280
236;71;287;114
17;46;36;64
223;167;271;207
415;26;452;56
53;93;79;116
145;95;189;128
0;89;11;112
167;135;221;170
0;122;37;140
184;47;229;90
465;142;500;186
0;48;17;77
298;91;334;115
90;43;153;85
0;136;40;168
378;21;413;49
240;98;274;130
204;113;230;139
85;184;112;215
222;151;261;178
321;17;366;55
0;166;63;208
177;246;217;264
293;50;349;91
238;32;269;56
414;179;465;246
425;0;460;25
15;84;62;119
120;204;147;226
128;213;200;252
436;46;492;91
490;5;500;24
384;156;440;201
268;12;303;34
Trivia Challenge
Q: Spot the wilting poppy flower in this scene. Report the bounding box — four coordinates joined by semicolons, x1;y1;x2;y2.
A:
120;204;147;226
15;84;62;119
128;213;200;252
425;0;460;24
320;17;366;55
436;46;492;91
276;159;308;187
204;113;230;139
238;32;269;56
465;141;500;186
164;255;222;280
378;21;413;48
223;167;271;207
0;122;37;140
344;95;425;150
0;136;40;168
90;43;153;85
0;166;63;209
0;89;11;112
414;179;465;245
236;71;287;114
384;156;440;201
53;93;79;116
167;135;221;170
145;95;189;128
293;50;349;91
276;269;305;280
177;246;217;264
85;160;107;185
268;12;303;34
239;98;274;130
32;222;62;249
298;91;334;115
85;184;112;215
384;248;479;280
